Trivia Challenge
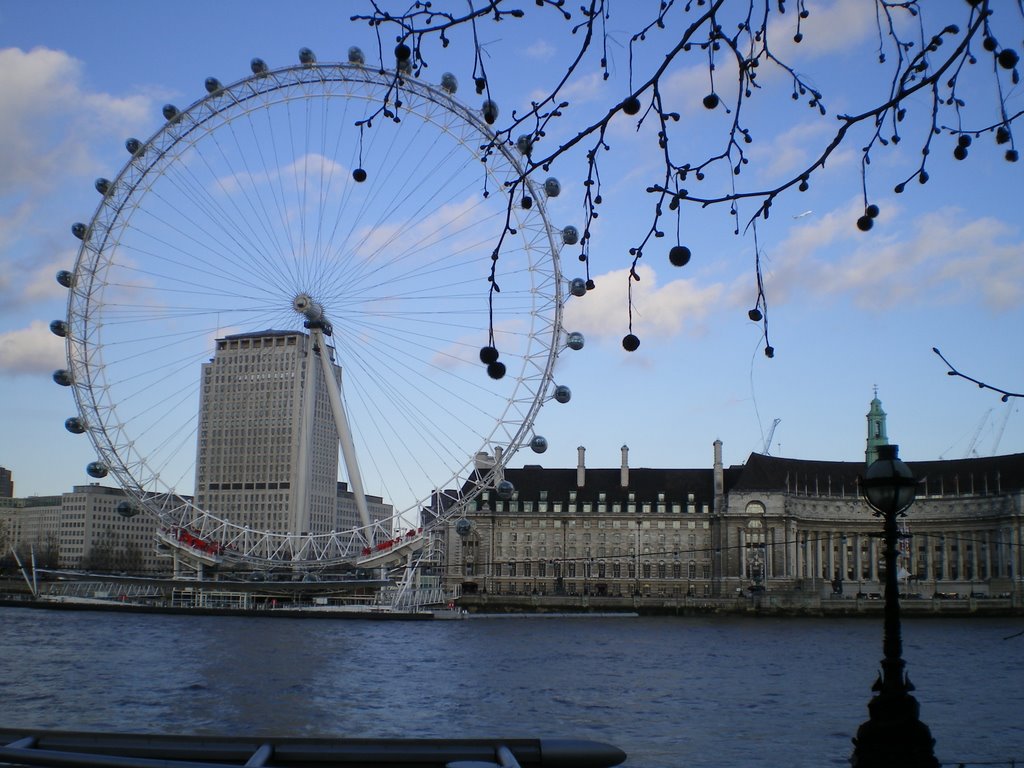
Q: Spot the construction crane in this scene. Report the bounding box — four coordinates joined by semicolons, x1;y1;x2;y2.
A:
991;402;1014;455
964;409;992;458
763;418;781;455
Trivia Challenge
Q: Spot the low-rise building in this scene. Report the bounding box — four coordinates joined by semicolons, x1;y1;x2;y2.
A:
1;484;164;573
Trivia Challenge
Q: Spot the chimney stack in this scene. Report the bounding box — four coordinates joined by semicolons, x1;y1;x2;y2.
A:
620;445;629;487
494;445;504;484
576;446;586;488
713;440;724;512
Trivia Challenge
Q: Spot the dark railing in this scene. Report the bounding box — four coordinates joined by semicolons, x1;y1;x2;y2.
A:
0;730;626;768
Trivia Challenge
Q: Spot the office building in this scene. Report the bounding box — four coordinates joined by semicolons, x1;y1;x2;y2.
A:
194;330;341;538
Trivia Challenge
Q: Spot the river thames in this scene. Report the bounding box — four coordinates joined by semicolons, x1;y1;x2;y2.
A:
1;608;1022;767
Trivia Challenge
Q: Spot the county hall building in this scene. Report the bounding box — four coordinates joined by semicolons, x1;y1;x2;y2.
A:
444;396;1024;604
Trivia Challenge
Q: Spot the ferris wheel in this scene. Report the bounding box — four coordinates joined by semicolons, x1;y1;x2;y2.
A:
50;48;582;568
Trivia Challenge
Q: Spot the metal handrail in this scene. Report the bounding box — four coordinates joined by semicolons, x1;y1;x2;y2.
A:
0;730;626;768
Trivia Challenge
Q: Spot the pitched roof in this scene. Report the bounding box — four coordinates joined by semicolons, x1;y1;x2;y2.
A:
500;465;715;504
727;451;1024;495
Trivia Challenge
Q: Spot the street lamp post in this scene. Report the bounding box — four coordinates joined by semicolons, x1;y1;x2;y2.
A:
851;444;938;767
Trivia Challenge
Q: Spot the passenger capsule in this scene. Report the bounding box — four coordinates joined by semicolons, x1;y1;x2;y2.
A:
125;138;143;155
71;223;87;240
530;435;549;454
348;47;366;65
56;270;74;288
299;47;316;65
562;226;579;245
204;77;222;94
567;331;585;351
86;461;108;479
496;480;515;500
440;72;458;94
162;104;179;121
52;369;73;387
516;134;533;155
554;385;572;404
569;278;587;297
94;178;111;195
544;177;561;197
49;320;67;338
455;518;472;537
64;417;86;434
116;500;139;518
250;58;268;75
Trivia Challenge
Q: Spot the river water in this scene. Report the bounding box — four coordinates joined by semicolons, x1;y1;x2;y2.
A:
1;608;1022;767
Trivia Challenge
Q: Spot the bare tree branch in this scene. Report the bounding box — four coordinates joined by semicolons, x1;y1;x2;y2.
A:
933;348;1024;402
353;0;1023;367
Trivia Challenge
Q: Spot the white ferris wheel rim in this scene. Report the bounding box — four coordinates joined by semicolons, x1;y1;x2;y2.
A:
63;57;567;566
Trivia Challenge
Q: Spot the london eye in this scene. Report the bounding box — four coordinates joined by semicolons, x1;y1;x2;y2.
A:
51;49;579;569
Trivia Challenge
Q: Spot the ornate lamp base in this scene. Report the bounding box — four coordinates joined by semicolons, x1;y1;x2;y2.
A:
850;691;938;767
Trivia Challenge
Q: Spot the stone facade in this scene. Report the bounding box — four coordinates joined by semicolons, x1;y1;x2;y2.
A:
1;484;164;572
195;330;341;538
444;439;1024;603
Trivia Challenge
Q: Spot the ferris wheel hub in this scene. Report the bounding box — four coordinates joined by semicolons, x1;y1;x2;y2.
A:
293;293;325;323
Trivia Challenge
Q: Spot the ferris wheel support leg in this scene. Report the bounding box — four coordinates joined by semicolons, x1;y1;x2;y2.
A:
311;328;373;539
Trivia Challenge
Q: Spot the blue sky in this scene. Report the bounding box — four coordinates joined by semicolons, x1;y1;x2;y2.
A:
1;0;1022;500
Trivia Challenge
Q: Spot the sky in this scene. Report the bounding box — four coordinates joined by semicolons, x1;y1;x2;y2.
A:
1;0;1022;502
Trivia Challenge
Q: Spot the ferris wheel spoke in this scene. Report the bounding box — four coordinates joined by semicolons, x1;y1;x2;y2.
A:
326;107;485;275
124;185;294;298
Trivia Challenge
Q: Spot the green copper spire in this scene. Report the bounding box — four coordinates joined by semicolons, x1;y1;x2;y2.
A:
866;386;889;465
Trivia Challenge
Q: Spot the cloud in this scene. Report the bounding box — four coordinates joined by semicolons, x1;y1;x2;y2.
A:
0;320;66;376
0;47;152;196
525;40;557;61
0;47;155;313
766;2;877;59
660;64;717;114
351;194;483;261
528;70;607;110
564;264;724;342
214;153;350;197
761;201;1024;312
747;120;856;182
22;255;71;304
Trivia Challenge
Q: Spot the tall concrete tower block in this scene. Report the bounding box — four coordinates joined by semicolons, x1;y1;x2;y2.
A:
194;330;340;537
